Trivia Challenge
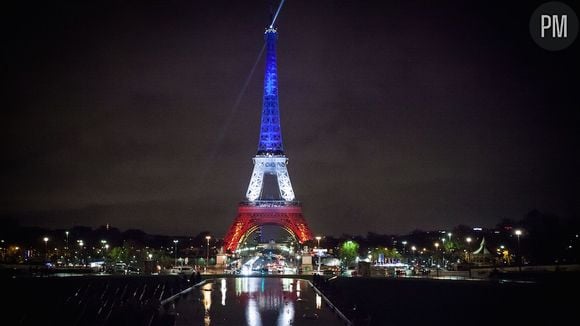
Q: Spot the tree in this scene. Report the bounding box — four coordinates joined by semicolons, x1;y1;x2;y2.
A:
339;240;360;267
369;247;402;264
107;246;129;264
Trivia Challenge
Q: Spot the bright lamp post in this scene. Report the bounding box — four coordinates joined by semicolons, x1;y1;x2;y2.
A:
77;240;84;266
515;229;522;272
466;237;472;278
205;235;211;273
65;231;69;264
465;237;472;261
173;240;179;266
315;236;322;274
434;242;440;277
441;238;446;265
43;237;49;260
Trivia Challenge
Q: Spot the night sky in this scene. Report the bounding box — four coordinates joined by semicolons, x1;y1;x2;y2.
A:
2;0;579;237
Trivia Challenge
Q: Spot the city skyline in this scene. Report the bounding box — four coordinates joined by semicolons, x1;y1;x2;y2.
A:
2;1;579;237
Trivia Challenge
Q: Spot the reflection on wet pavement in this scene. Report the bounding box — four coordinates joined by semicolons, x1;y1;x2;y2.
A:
174;277;347;326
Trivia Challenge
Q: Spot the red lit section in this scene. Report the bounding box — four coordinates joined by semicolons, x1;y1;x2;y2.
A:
224;203;313;252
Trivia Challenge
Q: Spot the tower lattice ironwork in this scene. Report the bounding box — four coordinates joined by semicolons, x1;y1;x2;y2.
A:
223;27;313;252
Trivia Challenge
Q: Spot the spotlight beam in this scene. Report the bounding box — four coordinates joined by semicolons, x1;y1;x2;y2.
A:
270;0;286;28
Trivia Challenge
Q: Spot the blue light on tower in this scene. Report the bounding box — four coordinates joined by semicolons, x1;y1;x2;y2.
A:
257;27;284;155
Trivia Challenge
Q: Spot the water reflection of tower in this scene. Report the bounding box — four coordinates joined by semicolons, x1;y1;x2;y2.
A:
234;277;297;324
220;278;227;306
202;283;212;326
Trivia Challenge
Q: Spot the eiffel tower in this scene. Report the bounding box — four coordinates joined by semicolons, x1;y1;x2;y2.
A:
223;26;313;252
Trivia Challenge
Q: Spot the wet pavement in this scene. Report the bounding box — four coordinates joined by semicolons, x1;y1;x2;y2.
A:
173;277;348;325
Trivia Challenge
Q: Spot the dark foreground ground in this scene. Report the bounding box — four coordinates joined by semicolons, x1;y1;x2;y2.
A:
1;272;578;325
314;272;580;326
0;275;191;326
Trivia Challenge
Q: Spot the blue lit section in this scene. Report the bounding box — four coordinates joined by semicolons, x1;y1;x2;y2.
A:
257;28;285;155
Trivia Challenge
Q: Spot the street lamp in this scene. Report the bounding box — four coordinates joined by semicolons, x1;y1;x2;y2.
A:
465;237;472;260
441;238;446;266
466;237;472;278
65;231;69;264
173;240;179;267
515;229;522;272
205;235;211;273
315;236;322;274
434;242;439;266
78;240;84;265
43;237;49;260
100;240;107;260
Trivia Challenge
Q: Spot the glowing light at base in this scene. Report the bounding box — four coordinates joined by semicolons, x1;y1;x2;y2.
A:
202;283;212;326
221;278;227;306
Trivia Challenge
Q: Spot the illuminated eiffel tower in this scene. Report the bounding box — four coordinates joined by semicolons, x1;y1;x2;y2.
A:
223;26;313;252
